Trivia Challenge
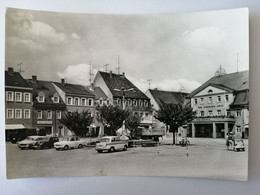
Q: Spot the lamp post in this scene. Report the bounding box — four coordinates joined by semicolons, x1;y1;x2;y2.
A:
114;87;134;136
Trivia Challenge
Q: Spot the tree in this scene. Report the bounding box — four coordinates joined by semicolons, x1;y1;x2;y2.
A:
96;104;130;136
125;113;141;138
59;110;94;137
155;101;196;145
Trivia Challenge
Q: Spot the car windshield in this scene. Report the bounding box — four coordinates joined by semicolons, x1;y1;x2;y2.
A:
26;137;35;141
100;138;110;142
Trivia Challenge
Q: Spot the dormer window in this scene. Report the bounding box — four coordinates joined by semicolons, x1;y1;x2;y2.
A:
106;99;110;105
53;93;59;103
127;99;132;106
144;100;148;107
139;100;143;107
133;100;137;106
38;92;45;103
99;98;103;105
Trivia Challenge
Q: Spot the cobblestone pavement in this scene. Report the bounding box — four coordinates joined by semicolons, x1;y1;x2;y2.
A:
6;138;248;181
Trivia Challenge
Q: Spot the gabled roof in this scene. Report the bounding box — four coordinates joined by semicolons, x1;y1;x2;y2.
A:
5;70;31;89
27;79;66;109
53;82;95;97
93;87;108;100
148;89;188;106
98;71;149;100
190;70;249;97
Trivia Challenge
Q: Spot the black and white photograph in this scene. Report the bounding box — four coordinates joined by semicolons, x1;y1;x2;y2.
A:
5;7;249;181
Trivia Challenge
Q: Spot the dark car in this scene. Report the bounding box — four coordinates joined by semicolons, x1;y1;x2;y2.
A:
10;129;37;144
31;136;59;149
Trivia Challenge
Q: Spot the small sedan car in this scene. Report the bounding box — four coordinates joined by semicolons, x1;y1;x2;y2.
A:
31;136;59;149
17;136;45;149
54;137;85;150
95;136;128;153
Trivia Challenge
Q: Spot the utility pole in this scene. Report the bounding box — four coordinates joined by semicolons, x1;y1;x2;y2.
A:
89;61;94;85
104;64;109;72
147;79;152;89
17;62;25;74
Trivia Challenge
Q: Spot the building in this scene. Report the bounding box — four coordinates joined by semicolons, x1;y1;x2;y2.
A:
5;67;33;140
189;68;249;138
145;89;188;134
53;79;96;136
27;76;66;136
93;71;152;129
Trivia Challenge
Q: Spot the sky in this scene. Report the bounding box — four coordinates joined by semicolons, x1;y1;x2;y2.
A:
5;8;249;93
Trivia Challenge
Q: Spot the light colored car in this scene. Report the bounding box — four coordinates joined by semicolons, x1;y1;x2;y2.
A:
17;136;46;149
95;136;128;153
54;137;85;150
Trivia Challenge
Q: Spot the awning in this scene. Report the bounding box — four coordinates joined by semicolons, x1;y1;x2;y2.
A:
5;124;25;130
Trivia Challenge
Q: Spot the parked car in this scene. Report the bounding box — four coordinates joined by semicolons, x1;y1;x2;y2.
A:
9;129;37;144
54;136;85;150
17;136;46;149
95;136;128;153
31;136;59;149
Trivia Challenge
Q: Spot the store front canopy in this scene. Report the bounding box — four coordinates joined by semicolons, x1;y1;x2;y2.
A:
5;124;25;130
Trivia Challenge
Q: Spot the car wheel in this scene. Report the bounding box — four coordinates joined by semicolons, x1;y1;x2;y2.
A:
56;148;60;150
64;145;69;150
109;147;115;152
97;150;102;153
123;145;127;151
78;144;83;148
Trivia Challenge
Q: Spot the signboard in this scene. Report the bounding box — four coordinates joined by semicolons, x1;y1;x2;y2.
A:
37;121;52;125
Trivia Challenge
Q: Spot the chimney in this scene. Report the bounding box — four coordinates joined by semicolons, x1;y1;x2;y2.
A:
154;88;158;91
8;67;14;74
110;71;113;78
61;79;65;85
32;75;37;83
122;72;125;77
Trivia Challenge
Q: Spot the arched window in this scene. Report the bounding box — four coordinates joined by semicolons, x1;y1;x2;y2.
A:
38;92;45;103
208;89;213;93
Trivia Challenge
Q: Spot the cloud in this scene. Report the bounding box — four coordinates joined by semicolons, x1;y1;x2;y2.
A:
182;27;227;48
129;77;201;93
71;32;81;40
57;63;98;85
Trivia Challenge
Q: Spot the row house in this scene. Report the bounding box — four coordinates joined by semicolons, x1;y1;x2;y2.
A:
145;89;188;134
189;67;249;138
53;79;96;136
27;76;66;136
5;67;33;141
93;71;152;130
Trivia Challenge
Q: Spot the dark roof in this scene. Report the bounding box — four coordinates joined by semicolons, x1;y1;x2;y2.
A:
27;79;66;109
230;90;249;108
98;71;149;100
190;70;249;97
148;89;188;106
5;70;31;89
53;82;95;97
93;87;108;100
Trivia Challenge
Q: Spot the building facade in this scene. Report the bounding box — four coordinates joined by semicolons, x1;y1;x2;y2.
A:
5;67;33;141
190;69;249;138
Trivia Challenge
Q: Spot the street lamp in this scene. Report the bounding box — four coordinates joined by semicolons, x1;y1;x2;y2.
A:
114;87;134;135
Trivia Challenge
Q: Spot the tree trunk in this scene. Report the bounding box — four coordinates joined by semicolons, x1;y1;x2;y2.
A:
170;125;176;145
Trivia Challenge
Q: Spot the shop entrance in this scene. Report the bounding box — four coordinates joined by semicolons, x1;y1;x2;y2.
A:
195;124;213;138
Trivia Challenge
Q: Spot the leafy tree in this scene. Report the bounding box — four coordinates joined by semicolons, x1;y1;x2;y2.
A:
125;113;141;138
96;104;130;136
59;110;94;137
155;101;196;145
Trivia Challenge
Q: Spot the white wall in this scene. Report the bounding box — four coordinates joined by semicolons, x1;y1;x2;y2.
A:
1;1;260;195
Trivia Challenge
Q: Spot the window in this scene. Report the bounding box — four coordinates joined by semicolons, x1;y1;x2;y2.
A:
15;109;22;119
139;100;143;107
200;111;204;117
225;95;229;102
74;97;80;106
56;110;61;119
208;89;213;93
127;99;132;106
106;99;110;105
217;96;221;103
236;126;241;132
53;95;59;103
38;92;45;102
236;110;241;117
145;112;149;117
217;110;221;116
37;111;42;119
67;97;73;105
194;99;198;105
144;100;148;107
81;98;86;106
208;97;212;104
133;100;137;106
140;113;143;117
227;111;231;117
47;111;52;119
6;91;14;101
200;98;204;104
15;92;22;102
99;98;103;105
208;110;213;116
88;98;93;106
117;99;121;106
23;109;30;119
24;93;30;102
7;109;14;119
